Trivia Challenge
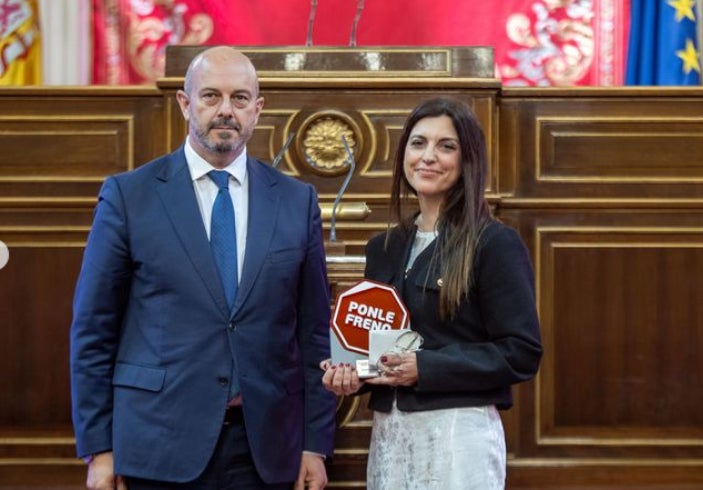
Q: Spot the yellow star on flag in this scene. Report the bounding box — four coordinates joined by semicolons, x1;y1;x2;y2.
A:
676;38;700;74
668;0;696;22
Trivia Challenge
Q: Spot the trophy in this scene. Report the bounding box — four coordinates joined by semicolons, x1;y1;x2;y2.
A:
330;278;423;377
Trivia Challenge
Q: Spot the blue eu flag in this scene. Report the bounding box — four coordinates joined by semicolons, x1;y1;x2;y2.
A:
626;0;701;85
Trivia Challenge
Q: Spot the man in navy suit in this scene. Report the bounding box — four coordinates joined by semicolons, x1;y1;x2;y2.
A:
70;46;336;489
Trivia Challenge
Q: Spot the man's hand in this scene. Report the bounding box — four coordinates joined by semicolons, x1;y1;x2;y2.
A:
86;451;127;490
294;452;327;490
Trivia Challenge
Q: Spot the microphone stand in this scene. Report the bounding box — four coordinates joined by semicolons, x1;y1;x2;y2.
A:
327;135;355;255
349;0;365;46
306;0;318;46
272;132;296;169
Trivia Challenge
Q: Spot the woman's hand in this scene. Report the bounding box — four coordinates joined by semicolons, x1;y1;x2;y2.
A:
320;359;363;396
366;351;418;387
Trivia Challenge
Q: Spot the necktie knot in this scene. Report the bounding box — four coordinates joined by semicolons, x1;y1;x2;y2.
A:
208;170;230;190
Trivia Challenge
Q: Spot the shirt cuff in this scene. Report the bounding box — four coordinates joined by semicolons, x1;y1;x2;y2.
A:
303;450;326;460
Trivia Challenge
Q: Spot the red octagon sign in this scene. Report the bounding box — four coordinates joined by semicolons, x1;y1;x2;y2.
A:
331;279;409;355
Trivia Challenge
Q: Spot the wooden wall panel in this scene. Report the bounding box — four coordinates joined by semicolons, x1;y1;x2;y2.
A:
546;231;703;432
0;88;169;487
537;223;703;441
498;87;703;488
0;244;80;429
499;88;703;200
0;118;131;178
0;88;168;201
539;118;703;182
495;210;703;489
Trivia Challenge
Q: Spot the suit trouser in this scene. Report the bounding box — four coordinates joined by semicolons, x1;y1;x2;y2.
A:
127;408;292;490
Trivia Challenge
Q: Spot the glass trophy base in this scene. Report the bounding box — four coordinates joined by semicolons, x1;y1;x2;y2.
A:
355;359;379;378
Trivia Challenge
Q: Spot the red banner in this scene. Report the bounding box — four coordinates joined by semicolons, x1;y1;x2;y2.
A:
92;0;629;86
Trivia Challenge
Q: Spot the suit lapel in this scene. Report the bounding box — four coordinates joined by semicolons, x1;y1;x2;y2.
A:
232;158;277;316
155;148;230;317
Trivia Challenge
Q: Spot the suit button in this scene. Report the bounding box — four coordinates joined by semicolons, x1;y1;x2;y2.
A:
218;377;228;386
228;322;235;330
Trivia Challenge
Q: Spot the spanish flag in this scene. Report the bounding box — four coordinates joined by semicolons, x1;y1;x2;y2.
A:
0;0;41;86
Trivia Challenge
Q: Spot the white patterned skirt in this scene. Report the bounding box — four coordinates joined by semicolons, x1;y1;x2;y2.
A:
367;403;506;490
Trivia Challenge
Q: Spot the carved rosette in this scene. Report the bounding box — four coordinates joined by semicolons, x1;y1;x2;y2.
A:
297;112;361;177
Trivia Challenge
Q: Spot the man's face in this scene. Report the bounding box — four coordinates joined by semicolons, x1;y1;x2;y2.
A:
177;56;264;166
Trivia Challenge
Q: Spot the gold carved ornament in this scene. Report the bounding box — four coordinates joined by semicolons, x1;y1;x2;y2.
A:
302;116;357;175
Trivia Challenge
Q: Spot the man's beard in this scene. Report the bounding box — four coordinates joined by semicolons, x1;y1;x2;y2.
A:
209;139;237;153
194;119;243;154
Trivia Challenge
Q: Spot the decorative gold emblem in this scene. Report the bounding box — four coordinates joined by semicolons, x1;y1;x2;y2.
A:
301;116;357;174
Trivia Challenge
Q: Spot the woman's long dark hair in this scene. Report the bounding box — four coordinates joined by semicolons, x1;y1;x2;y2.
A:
389;97;492;319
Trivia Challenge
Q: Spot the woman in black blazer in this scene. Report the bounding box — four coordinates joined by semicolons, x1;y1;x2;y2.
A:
323;97;542;490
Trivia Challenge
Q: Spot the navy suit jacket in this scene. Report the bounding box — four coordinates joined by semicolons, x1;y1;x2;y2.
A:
70;146;336;483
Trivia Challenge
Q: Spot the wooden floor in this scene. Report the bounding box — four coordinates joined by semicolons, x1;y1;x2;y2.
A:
0;460;701;489
1;477;701;490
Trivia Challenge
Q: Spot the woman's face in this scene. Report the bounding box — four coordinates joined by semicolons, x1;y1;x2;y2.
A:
403;115;462;203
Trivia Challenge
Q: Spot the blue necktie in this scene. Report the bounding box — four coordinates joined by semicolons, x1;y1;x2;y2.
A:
208;170;238;311
208;170;240;399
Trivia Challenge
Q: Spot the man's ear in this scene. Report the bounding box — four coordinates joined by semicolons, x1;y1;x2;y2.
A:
176;90;190;120
253;96;265;123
